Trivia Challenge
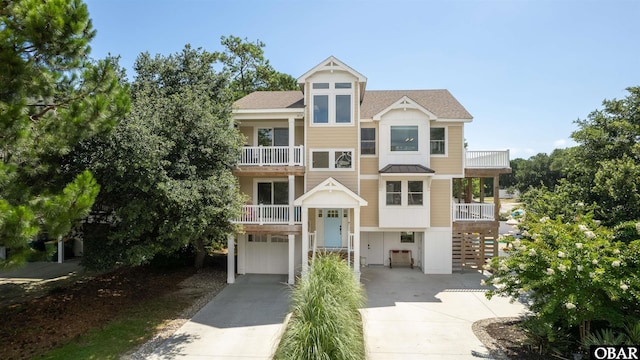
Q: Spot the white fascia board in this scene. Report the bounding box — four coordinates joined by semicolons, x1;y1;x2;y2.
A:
233;109;305;120
433;118;473;123
372;96;437;121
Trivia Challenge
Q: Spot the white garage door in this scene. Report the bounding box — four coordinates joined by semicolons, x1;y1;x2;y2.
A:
246;234;288;274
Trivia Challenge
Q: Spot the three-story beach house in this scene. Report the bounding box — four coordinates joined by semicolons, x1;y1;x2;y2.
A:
227;56;511;284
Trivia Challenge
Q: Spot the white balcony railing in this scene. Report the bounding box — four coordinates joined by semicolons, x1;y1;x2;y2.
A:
239;146;304;166
234;205;302;224
453;203;495;221
465;150;510;168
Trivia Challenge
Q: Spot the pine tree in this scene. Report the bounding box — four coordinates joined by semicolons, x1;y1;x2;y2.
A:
0;0;129;266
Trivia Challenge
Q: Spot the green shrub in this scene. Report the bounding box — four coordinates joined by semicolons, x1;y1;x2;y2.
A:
274;253;366;360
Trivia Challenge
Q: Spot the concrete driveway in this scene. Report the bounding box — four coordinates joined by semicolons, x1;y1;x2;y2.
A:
144;267;525;360
360;267;527;359
147;274;291;360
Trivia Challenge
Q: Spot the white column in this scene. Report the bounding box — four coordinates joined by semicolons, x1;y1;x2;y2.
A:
288;234;295;284
288;174;296;284
301;206;309;277
353;207;361;281
57;236;64;263
227;234;235;284
288;116;295;166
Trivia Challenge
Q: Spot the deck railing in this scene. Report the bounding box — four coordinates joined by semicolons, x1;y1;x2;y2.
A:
239;146;304;166
234;204;302;224
453;203;495;221
465;150;510;168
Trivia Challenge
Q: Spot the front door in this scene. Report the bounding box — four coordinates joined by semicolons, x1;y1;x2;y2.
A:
324;209;342;248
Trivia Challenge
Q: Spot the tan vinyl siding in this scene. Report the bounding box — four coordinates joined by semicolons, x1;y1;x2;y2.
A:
295;125;304;146
240;126;253;146
306;126;359;192
430;179;452;226
239;177;252;198
360;179;379;227
295;177;304;198
360;157;378;175
430;124;463;175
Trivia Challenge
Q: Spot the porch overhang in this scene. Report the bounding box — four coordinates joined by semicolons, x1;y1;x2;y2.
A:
295;177;367;281
294;177;368;207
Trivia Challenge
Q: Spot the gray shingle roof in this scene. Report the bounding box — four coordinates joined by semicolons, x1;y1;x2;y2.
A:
379;164;436;174
233;89;472;120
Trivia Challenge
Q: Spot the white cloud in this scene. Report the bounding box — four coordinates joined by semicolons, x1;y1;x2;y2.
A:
509;147;536;158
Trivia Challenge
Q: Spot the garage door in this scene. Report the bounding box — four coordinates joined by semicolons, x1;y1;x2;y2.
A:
246;234;288;274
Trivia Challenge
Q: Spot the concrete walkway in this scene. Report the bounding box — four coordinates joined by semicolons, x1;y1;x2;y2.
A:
360;267;526;359
147;274;292;360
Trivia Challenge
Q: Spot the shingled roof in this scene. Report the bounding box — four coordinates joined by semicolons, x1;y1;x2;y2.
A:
233;89;472;120
233;91;304;109
361;90;472;120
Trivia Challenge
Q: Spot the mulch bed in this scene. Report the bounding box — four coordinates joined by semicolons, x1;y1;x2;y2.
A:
0;266;196;360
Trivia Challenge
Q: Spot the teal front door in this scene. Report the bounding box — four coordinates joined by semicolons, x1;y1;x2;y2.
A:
324;209;342;248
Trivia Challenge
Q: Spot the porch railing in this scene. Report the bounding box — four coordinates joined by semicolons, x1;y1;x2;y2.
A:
453;203;495;221
239;146;304;166
465;150;510;168
234;205;302;224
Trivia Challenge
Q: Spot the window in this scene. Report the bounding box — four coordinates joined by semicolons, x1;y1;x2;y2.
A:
257;182;288;205
361;128;376;155
312;150;353;170
430;127;446;155
386;181;402;205
408;181;423;205
334;151;352;168
312;151;329;168
311;82;352;124
313;95;329;123
391;126;418;151
400;232;415;243
335;95;351;123
257;128;288;146
335;82;352;89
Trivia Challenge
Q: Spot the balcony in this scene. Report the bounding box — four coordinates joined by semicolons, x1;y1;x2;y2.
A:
465;150;510;169
234;204;302;225
453;203;495;221
239;146;304;166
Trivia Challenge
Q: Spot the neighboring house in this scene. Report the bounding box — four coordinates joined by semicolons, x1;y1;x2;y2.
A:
227;56;510;284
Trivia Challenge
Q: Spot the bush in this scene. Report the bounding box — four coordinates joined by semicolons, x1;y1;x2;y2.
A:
274;253;366;360
484;213;640;344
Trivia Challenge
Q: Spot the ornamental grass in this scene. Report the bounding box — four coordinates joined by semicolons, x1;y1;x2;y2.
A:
274;253;366;360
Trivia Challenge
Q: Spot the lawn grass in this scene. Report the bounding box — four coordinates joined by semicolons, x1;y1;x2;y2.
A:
36;295;190;359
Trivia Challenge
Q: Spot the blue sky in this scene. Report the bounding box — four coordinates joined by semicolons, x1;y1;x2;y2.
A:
85;0;639;159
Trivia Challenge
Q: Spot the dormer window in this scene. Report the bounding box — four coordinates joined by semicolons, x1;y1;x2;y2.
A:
311;82;353;125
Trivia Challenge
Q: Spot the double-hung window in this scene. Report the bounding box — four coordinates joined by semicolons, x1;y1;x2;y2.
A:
408;181;423;205
361;128;376;155
430;127;446;155
386;181;402;205
311;82;352;125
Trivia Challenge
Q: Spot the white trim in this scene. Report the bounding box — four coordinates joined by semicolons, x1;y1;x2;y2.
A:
294;177;368;207
429;126;448;157
373;96;437;121
297;56;367;84
433;118;473;123
360;174;379;180
309;85;354;126
309;148;355;171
